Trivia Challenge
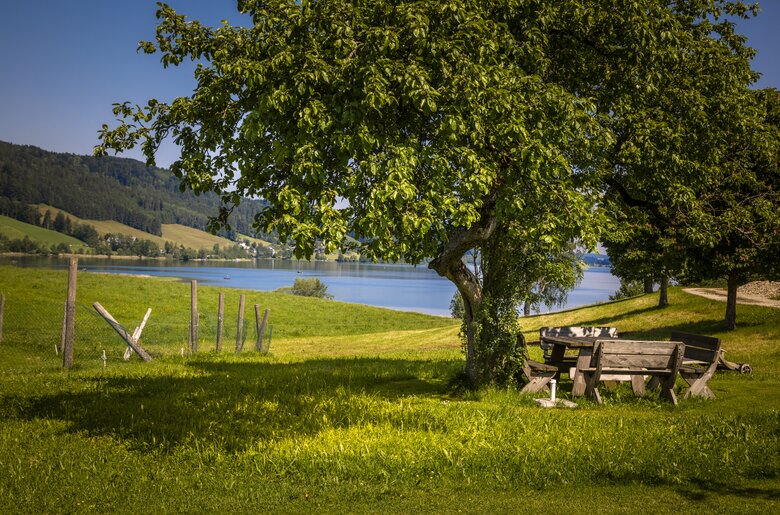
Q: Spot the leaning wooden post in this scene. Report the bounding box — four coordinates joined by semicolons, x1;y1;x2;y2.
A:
216;292;224;353
255;307;270;353
92;302;153;362
235;294;245;353
190;280;198;353
0;292;5;346
125;308;152;361
63;257;77;369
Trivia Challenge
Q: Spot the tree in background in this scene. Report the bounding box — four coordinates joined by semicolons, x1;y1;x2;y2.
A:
680;88;780;329
602;210;681;308
97;1;758;385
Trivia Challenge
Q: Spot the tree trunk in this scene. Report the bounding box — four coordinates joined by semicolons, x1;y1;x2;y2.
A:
523;300;531;316
434;258;482;383
643;278;654;294
725;270;739;330
658;276;669;307
428;198;497;384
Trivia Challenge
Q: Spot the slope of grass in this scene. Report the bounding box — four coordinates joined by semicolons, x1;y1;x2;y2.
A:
0;215;86;249
37;204;170;245
161;223;236;250
0;267;777;513
35;205;239;250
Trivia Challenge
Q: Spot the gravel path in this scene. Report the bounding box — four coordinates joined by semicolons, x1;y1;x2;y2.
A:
683;281;780;308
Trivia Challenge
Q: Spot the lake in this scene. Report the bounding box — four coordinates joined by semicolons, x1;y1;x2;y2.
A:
1;256;620;317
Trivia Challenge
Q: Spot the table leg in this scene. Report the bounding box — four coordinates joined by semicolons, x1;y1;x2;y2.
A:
571;347;593;397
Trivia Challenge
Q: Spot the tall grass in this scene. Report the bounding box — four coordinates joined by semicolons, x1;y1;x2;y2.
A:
0;265;778;513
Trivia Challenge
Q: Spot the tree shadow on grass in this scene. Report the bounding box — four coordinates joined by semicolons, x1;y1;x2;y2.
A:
676;478;780;502
618;320;728;340
558;304;667;328
4;357;461;454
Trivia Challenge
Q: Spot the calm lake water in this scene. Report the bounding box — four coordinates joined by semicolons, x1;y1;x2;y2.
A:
1;256;620;317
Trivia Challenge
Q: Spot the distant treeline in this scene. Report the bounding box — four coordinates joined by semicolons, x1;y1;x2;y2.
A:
0;140;273;239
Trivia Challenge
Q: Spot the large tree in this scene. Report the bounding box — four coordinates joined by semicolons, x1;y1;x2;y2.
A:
97;1;757;384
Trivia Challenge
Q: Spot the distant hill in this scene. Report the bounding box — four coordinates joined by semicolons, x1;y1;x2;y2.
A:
0;140;269;238
582;252;611;267
0;214;87;251
34;205;237;251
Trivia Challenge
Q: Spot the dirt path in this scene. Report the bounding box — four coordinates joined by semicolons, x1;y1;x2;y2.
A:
683;288;780;308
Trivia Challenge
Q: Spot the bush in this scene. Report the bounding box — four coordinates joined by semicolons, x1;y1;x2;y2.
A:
289;277;333;299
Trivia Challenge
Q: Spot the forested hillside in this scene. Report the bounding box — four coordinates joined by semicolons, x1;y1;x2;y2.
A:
0;141;268;237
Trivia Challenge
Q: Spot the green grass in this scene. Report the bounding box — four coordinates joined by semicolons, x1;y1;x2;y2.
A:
0;266;778;513
0;215;87;250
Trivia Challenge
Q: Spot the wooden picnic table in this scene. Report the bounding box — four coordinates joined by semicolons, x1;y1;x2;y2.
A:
543;335;692;400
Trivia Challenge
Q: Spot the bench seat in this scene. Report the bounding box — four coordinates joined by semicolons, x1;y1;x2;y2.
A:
519;359;558;394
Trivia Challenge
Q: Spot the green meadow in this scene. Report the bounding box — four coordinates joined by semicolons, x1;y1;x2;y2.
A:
0;266;778;513
0;215;87;250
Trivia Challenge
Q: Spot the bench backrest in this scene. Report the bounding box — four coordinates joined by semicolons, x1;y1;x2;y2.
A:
541;326;618;339
591;340;683;372
670;331;722;365
540;326;618;359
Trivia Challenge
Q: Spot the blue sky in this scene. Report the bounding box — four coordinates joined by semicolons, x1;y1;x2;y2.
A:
1;1;779;168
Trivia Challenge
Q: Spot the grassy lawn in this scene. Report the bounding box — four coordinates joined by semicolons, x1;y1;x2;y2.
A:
0;265;778;513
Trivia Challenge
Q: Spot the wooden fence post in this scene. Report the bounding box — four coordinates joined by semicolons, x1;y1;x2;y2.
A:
235;294;245;353
63;257;77;369
216;292;224;353
0;292;5;346
60;300;67;354
255;307;270;353
190;280;198;353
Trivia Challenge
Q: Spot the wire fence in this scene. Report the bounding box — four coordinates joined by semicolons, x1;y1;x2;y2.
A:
0;291;271;364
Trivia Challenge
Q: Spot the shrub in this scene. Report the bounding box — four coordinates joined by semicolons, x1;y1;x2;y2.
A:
289;277;333;299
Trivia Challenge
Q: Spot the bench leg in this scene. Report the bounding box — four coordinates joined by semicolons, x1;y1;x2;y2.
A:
520;373;554;395
647;376;661;391
681;368;717;400
583;373;602;405
571;348;593;397
658;376;678;406
631;375;646;397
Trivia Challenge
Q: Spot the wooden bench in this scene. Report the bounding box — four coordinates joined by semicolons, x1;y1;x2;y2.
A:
516;334;558;394
582;339;683;405
672;331;722;399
